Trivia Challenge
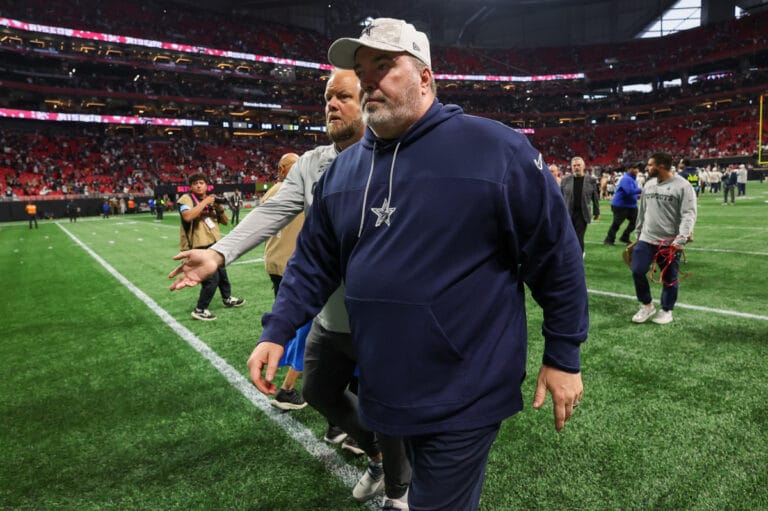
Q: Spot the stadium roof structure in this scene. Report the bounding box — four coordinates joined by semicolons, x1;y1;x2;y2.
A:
177;0;768;49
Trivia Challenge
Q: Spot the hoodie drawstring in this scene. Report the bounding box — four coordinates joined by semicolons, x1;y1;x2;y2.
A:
358;142;377;237
358;141;401;237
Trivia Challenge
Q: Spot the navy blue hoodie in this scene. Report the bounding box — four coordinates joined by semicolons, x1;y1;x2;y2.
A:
261;101;588;435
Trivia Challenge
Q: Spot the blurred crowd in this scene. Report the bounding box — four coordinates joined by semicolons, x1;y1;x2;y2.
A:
0;0;765;201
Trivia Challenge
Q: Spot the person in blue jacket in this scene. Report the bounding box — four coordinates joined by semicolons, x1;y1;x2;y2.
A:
604;161;643;246
247;18;588;511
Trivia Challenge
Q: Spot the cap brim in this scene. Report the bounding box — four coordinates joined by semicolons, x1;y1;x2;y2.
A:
328;37;412;69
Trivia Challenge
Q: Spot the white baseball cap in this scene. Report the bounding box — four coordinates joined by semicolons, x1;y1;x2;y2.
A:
328;18;431;69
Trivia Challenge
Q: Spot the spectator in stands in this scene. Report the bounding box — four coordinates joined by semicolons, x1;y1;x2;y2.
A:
630;152;697;325
247;18;586;511
604;162;642;246
560;156;600;255
178;173;245;321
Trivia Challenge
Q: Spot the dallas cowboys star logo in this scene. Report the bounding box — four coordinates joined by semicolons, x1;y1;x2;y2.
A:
371;197;396;227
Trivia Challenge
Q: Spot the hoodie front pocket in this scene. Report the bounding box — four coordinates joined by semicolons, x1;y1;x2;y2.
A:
346;297;469;409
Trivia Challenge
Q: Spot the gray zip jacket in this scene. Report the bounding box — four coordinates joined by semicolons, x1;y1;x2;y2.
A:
636;174;697;246
211;143;350;333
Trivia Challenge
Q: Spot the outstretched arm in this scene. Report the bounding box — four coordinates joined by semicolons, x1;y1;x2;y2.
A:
167;165;307;290
168;249;225;290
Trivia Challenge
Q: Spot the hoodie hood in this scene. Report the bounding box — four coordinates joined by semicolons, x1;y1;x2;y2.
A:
356;101;463;237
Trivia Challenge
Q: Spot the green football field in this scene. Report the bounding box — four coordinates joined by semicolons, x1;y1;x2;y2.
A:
2;183;767;510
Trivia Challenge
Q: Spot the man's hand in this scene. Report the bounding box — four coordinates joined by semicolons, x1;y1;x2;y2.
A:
593;214;601;221
247;342;285;395
168;249;225;290
532;365;583;432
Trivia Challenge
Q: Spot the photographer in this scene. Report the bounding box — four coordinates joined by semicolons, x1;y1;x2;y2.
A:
178;173;245;320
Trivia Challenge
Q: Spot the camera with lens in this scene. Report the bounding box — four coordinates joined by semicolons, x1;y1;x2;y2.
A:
214;195;229;205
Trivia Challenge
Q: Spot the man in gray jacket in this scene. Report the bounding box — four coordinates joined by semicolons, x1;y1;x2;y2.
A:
168;70;411;509
560;156;600;255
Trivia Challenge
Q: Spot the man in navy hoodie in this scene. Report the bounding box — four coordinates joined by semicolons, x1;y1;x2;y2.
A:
248;18;588;510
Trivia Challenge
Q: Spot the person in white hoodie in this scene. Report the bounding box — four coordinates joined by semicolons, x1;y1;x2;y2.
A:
736;164;748;196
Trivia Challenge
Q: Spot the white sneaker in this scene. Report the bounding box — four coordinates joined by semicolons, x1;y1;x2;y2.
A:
352;461;384;502
631;304;656;323
652;309;673;324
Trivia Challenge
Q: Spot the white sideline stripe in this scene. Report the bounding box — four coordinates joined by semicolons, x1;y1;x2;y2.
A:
56;223;374;508
585;240;768;256
231;257;264;265
684;246;768;256
587;289;768;321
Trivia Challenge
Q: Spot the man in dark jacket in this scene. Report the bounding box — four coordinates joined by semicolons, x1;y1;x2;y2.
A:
247;18;587;510
722;166;738;205
678;158;700;196
560;156;600;255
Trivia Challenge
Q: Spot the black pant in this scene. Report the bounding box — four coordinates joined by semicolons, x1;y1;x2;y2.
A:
28;214;38;229
196;266;231;310
605;206;637;244
571;213;587;252
303;322;411;499
723;185;735;204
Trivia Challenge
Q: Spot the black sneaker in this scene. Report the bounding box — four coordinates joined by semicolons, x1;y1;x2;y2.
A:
323;424;348;444
270;388;308;411
222;296;245;308
603;240;615;246
341;436;365;456
191;308;216;321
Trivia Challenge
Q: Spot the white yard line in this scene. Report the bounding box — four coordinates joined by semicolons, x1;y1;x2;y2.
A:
585;240;768;256
587;289;768;321
231;257;264;265
56;222;375;509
